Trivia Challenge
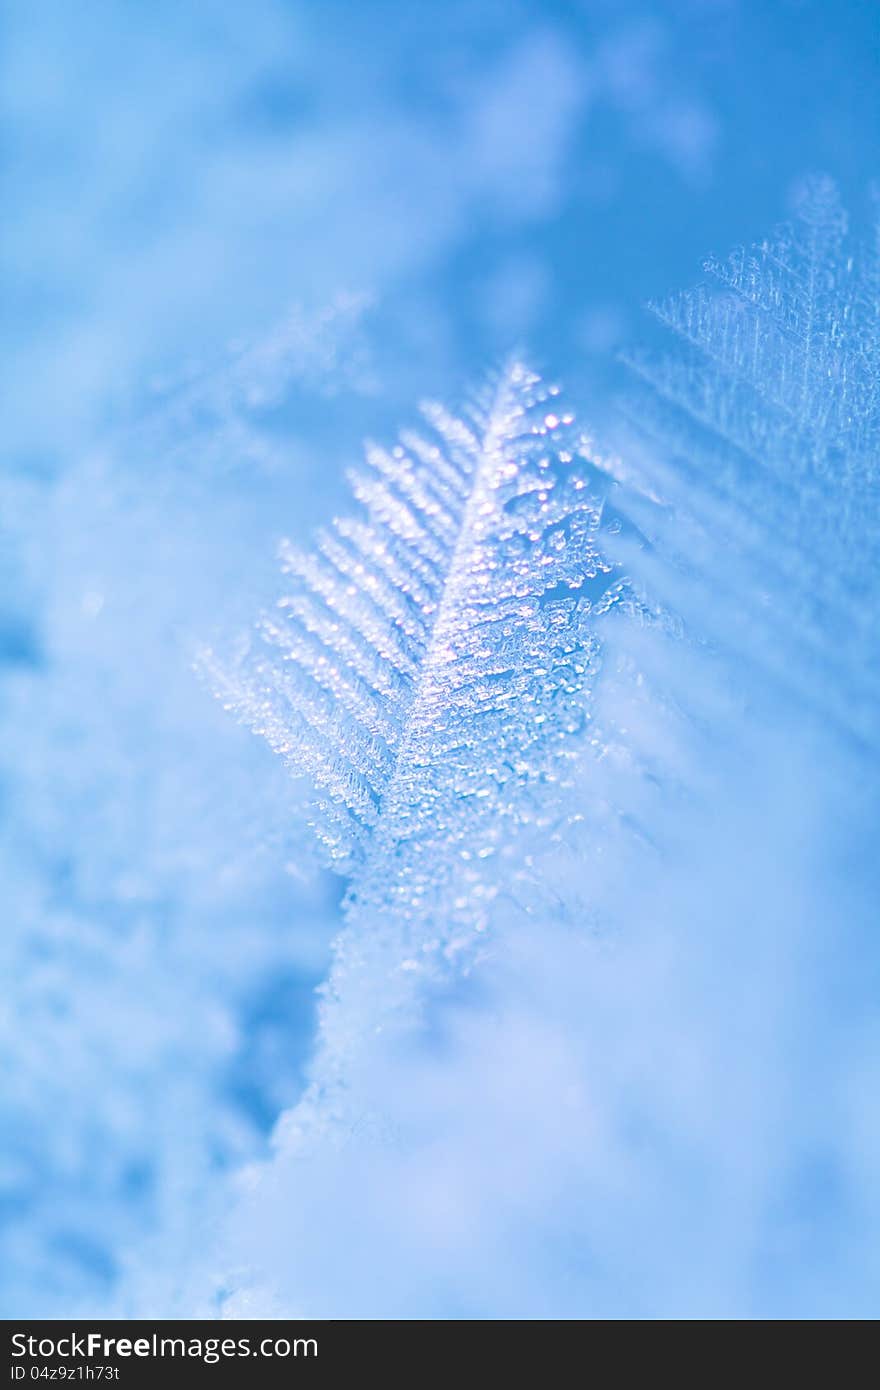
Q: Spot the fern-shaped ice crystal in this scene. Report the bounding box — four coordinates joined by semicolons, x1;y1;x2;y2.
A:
204;363;625;1100
621;176;880;746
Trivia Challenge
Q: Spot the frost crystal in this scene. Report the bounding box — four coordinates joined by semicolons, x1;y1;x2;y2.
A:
621;176;880;746
205;363;625;1104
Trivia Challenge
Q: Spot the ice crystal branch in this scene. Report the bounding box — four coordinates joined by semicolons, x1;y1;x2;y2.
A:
620;176;880;746
205;363;623;872
203;363;628;1104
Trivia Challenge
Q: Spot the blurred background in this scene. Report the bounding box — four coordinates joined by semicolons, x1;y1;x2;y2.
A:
1;0;878;1316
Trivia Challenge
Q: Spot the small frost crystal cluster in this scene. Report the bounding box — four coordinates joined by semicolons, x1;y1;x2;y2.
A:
204;364;626;1105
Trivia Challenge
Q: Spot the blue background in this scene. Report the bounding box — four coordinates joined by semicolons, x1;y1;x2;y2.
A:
1;0;878;1316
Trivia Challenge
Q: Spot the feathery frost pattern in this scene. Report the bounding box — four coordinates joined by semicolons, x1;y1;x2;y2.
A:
621;176;880;745
207;364;622;871
205;363;626;1099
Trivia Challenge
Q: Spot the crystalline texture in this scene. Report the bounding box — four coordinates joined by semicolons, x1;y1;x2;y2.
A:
205;362;624;1111
620;177;880;748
